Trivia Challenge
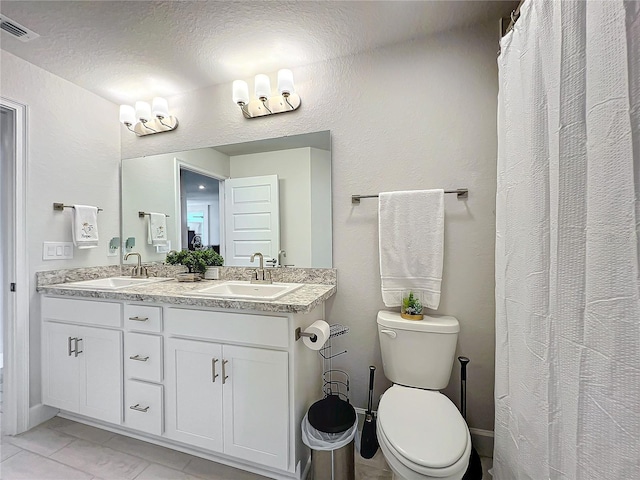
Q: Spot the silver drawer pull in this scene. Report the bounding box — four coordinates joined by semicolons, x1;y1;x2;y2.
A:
74;338;83;357
129;316;149;322
222;359;229;384
212;358;219;382
68;337;77;356
129;355;149;362
129;404;149;413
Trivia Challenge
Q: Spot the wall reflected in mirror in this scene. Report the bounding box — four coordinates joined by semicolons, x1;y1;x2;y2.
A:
121;131;332;268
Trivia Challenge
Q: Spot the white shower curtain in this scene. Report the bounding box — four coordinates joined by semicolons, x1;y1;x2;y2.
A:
495;1;640;479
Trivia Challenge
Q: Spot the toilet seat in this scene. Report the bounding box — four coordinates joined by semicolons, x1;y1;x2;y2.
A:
377;385;471;479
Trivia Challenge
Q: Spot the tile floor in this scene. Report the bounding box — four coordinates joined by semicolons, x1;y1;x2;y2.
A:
0;415;492;479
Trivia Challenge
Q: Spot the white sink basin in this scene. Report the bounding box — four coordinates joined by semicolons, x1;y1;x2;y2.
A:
190;281;303;301
61;276;172;290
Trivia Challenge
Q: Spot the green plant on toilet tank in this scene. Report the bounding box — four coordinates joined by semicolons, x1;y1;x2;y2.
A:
165;250;223;274
402;291;423;315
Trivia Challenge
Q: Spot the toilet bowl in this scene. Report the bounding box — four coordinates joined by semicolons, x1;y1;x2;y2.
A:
376;385;471;480
376;311;471;480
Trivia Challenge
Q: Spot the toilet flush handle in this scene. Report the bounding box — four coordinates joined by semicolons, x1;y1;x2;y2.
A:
380;329;397;339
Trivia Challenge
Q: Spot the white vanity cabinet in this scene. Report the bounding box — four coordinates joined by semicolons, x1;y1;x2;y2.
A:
164;307;291;470
40;294;325;479
41;298;123;425
166;338;289;469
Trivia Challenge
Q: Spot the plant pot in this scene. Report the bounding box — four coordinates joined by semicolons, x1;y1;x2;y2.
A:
401;290;424;321
176;273;201;282
204;266;220;280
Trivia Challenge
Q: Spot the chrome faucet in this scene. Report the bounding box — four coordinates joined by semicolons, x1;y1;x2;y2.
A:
124;252;148;278
278;250;286;268
250;252;272;284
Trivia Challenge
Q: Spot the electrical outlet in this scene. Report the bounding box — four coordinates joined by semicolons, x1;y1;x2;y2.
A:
43;242;74;260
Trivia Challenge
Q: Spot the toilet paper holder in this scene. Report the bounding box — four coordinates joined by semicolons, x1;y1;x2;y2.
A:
294;327;317;342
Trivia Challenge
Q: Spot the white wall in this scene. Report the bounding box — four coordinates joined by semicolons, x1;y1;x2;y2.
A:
309;147;332;268
1;51;121;407
122;147;229;263
121;22;499;431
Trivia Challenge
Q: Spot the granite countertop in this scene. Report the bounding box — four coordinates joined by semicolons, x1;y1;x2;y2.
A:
38;278;336;314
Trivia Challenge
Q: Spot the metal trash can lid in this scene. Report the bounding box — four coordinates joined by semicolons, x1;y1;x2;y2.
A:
308;395;356;434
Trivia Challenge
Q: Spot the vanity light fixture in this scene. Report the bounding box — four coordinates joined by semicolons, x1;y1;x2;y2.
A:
119;97;179;136
232;69;301;119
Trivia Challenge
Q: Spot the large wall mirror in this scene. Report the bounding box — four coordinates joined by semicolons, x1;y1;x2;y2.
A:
121;131;332;268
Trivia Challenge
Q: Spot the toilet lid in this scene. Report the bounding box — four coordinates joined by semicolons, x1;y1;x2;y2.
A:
377;385;469;470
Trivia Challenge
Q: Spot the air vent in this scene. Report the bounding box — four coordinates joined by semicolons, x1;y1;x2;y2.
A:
0;14;40;42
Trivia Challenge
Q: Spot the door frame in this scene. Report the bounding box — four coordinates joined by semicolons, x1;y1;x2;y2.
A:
174;159;226;258
1;97;30;435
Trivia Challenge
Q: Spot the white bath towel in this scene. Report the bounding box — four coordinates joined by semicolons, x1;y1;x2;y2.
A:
379;190;444;309
147;213;167;246
72;205;99;249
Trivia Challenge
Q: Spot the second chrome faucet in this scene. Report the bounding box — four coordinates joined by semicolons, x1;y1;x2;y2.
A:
250;252;272;284
124;252;148;278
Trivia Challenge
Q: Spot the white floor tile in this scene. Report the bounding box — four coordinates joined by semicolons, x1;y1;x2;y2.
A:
7;426;75;457
40;415;79;430
1;442;22;462
104;434;192;471
50;421;116;444
50;439;149;480
184;456;270;480
134;463;203;480
0;450;92;480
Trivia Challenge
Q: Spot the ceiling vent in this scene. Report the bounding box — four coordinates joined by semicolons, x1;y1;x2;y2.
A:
0;14;40;42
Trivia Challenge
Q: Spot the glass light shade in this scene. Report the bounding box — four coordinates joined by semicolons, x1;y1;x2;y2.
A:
135;101;152;122
152;97;169;118
119;105;136;125
277;69;295;95
254;74;271;100
232;80;250;105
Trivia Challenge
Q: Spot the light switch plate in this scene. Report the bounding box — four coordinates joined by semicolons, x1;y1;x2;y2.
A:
43;242;74;260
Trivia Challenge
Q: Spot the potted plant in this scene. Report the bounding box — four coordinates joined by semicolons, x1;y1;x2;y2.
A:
166;249;224;279
401;290;424;320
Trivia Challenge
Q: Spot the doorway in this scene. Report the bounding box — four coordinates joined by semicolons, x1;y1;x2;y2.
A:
1;98;30;435
179;167;223;254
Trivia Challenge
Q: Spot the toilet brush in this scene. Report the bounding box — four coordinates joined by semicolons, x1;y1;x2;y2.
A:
459;356;483;479
360;366;379;459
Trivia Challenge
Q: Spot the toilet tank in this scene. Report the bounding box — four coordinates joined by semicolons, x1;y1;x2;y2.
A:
377;311;459;390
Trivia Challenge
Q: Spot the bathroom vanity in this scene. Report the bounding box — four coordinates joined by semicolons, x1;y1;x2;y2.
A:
37;268;336;480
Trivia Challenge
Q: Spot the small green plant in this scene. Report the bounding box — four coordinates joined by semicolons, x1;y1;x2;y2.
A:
166;249;223;275
402;291;423;316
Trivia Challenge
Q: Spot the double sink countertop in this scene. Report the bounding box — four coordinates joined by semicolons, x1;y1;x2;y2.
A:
37;266;337;314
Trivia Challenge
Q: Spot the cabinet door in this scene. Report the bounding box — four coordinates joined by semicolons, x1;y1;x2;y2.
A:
165;338;223;452
42;322;80;413
78;326;123;424
222;345;289;470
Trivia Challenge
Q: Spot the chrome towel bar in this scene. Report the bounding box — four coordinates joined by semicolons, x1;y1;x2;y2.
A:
351;188;468;204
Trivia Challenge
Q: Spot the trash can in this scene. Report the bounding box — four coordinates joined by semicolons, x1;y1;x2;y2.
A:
302;395;357;480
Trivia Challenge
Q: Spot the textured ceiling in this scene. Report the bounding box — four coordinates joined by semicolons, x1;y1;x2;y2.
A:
0;1;517;105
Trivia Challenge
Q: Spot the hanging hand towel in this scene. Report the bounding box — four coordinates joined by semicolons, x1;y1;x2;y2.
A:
147;213;167;246
379;189;444;309
72;205;99;249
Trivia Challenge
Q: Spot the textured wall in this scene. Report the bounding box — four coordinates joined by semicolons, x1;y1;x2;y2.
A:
121;21;499;431
1;51;121;407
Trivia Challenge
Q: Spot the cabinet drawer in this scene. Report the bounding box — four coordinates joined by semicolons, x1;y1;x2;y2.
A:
124;305;162;332
42;297;121;328
165;308;289;348
124;380;163;436
125;333;162;383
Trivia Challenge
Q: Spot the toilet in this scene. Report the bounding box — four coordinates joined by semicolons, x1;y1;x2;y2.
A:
376;311;471;480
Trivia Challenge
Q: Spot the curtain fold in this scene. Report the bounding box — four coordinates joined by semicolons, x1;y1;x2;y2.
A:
495;1;640;478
